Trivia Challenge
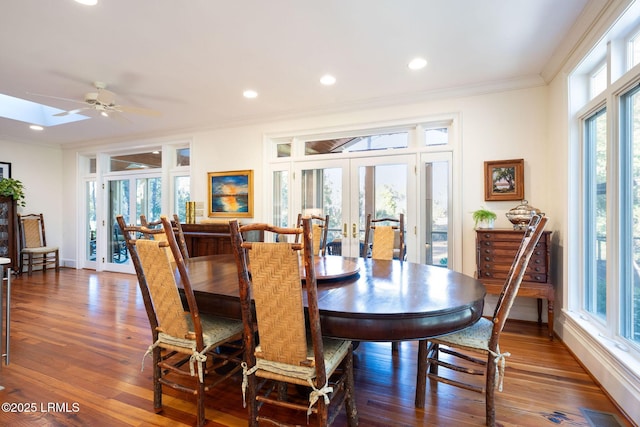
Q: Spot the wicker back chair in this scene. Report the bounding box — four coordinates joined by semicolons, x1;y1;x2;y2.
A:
117;215;243;427
17;213;59;276
417;214;548;426
229;218;358;427
362;213;405;261
140;213;190;260
296;213;329;256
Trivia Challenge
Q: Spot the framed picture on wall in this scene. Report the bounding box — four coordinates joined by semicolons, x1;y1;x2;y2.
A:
0;162;11;180
207;169;253;218
484;159;524;201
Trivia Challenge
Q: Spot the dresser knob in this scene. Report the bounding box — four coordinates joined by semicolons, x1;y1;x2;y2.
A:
484;256;490;261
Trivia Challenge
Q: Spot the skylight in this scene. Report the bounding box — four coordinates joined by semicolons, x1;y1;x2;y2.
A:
0;93;89;127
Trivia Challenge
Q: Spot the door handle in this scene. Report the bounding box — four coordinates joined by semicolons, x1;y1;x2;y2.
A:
343;223;347;238
352;223;357;238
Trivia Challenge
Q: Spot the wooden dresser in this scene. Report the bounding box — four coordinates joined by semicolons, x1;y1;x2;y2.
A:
475;229;554;338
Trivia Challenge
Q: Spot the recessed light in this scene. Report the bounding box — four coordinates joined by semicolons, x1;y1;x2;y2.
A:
75;0;98;5
320;74;336;86
243;90;258;99
408;57;427;70
29;125;43;131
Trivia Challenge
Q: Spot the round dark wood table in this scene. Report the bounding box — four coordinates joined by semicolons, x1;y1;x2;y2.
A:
180;254;486;407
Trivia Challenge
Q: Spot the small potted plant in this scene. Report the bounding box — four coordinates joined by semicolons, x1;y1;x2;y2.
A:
472;207;497;229
0;178;26;207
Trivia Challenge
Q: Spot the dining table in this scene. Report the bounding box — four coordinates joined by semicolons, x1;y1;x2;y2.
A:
179;253;486;408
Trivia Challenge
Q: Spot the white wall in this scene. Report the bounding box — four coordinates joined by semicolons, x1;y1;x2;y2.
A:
0;139;64;266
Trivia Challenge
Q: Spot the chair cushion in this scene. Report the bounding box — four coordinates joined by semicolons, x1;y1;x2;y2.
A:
157;313;243;350
255;337;351;381
432;317;493;351
22;246;58;254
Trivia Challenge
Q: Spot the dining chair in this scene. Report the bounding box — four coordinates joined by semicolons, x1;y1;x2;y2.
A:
116;215;243;427
296;213;329;256
140;214;190;260
362;213;405;261
362;213;405;352
229;219;358;427
17;213;59;276
417;214;548;427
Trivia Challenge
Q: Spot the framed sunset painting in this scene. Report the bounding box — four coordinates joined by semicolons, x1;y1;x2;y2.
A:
207;170;253;218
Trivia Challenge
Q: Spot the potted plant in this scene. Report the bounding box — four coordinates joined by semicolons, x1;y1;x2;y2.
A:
472;207;497;229
0;178;26;207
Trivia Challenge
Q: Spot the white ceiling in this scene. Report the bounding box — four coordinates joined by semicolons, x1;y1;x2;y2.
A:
0;0;594;147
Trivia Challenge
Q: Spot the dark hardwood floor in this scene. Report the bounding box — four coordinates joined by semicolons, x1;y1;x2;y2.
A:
0;268;634;426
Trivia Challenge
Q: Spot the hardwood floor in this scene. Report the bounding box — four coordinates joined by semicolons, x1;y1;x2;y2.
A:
0;268;634;426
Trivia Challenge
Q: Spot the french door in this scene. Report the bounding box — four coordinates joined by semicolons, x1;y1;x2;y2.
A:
294;154;416;259
101;173;161;273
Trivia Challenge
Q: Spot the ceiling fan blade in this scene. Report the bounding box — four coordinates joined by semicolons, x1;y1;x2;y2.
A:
116;104;162;117
96;88;116;106
28;92;86;106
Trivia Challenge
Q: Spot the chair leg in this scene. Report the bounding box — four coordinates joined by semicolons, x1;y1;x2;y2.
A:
152;347;163;413
55;250;60;272
196;377;205;427
247;373;259;427
485;353;497;427
391;341;399;352
345;347;359;427
27;254;33;276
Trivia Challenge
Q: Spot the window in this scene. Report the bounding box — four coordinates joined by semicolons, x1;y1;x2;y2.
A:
174;175;191;221
425;127;449;146
572;1;640;356
590;63;607;99
583;108;607;320
620;85;640;343
304;132;408;155
629;29;640;70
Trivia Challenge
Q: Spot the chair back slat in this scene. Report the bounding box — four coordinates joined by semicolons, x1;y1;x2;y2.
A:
136;239;190;338
371;226;395;260
363;213;405;260
231;219;328;378
296;213;329;256
22;217;44;248
249;242;308;365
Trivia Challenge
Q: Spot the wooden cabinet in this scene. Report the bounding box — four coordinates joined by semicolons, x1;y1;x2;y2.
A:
0;196;18;271
181;223;232;257
181;222;263;257
476;229;554;338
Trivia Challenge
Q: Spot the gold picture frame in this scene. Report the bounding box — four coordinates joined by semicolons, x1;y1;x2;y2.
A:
484;159;524;201
207;169;253;218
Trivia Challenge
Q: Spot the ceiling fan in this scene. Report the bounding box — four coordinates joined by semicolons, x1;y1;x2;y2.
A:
44;81;161;118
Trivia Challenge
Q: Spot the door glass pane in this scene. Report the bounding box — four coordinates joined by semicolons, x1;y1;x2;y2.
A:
108;180;130;264
174;176;191;222
359;164;407;255
86;181;96;262
300;168;343;254
425;160;449;267
136;177;162;223
585;109;607;319
273;171;289;228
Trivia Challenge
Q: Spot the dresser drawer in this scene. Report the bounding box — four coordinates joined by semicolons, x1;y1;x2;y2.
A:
476;229;551;284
